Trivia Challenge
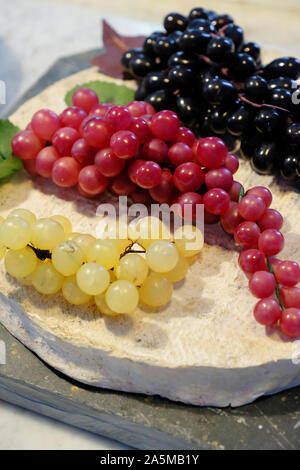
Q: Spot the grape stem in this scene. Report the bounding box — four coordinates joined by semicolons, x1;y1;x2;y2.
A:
28;244;51;261
238;185;245;202
266;257;285;310
119;240;146;259
238;94;291;113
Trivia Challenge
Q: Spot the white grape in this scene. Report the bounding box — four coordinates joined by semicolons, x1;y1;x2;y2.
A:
5;247;37;278
128;216;171;248
31;218;65;250
52;240;84;276
32;261;64;294
76;262;110;296
8;208;36;225
94;293;118;316
87;239;120;269
62;276;92;305
146;240;179;273
0;216;32;249
165;256;189;283
115;253;148;285
72;234;96;260
51;215;72;234
105;280;139;314
174;225;204;257
140;273;173;307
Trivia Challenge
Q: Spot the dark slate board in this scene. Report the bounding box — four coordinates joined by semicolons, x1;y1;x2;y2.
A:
1;50;300;450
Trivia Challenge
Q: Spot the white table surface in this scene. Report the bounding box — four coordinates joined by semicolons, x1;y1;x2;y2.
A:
0;0;299;451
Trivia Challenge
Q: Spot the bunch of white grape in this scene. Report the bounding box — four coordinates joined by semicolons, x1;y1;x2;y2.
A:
0;211;204;315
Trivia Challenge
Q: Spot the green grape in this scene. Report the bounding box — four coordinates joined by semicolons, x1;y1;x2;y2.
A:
72;234;96;261
32;261;64;294
31;218;65;250
146;240;179;273
140;273;173;307
5;247;37;278
9;208;36;225
94;293;118;316
87;239;120;269
76;262;110;295
115;254;148;285
174;225;204;257
62;276;92;305
105;280;139;314
52;240;84;276
165;256;189;283
128;216;171;248
0;216;32;249
51;215;72;234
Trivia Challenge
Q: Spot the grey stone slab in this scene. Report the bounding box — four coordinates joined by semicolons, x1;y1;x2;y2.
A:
1;50;300;450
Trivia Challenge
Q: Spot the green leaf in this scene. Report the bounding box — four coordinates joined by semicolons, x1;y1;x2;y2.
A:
65;80;135;107
0;119;22;181
0;119;20;159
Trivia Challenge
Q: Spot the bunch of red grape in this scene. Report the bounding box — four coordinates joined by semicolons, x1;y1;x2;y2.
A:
11;87;239;219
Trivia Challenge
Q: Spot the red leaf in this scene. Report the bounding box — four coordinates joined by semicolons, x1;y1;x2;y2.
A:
91;20;145;79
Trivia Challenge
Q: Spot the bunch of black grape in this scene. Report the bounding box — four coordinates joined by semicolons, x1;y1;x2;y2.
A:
121;7;300;183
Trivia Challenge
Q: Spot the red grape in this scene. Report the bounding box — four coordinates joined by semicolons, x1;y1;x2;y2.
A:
238;194;266;221
94;148;125;177
258;208;283;231
110;130;139;159
72;88;99;113
106;106;132;130
31;109;60;140
83;117;114;148
205;167;233;191
168;143;193;166
175;127;195;147
36;146;60;178
274;260;300;287
135;161;162;189
173;162;204;193
23;158;38;175
128;159;144;183
89;103;113;118
204;210;219;224
280;287;300;309
126;101;155;117
234;221;261;248
254;298;281;326
196;137;228;169
149;168;177;203
128;117;150;143
224;154;239;174
60;106;87;130
175;192;202;221
52;157;81;187
280;308;300;337
142;138;168;164
71;138;95;166
150;110;180;141
220;202;244;234
246;186;272;208
78;165;109;195
258;229;284;256
110;172;137;195
52;127;80;156
249;271;276;298
229;181;243;202
238;249;267;274
203;188;230;215
131;188;153;204
11;130;43;160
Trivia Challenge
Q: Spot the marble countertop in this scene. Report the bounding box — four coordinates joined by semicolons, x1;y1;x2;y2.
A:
0;0;299;450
